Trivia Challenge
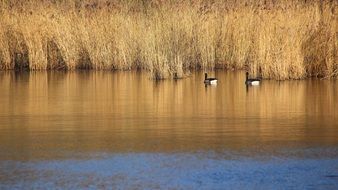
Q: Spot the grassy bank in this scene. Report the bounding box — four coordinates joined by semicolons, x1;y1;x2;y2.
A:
0;0;336;79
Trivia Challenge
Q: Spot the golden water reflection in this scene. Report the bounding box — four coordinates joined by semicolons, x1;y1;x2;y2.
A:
0;71;337;160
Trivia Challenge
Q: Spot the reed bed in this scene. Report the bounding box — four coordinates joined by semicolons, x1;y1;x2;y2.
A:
0;0;336;79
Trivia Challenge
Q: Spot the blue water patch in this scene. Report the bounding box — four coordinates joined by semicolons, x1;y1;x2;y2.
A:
1;152;338;189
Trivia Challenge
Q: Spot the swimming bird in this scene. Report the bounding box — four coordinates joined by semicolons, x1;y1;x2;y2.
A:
204;73;217;85
245;72;260;85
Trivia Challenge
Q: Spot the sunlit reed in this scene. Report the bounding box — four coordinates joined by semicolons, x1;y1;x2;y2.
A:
0;0;336;79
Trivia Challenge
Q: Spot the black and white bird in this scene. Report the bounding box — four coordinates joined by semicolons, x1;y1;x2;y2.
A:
204;73;218;85
245;72;260;85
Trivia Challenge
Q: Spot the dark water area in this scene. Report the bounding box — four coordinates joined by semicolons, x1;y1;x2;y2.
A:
0;71;338;189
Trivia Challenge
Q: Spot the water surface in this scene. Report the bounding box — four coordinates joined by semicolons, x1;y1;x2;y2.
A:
0;71;337;189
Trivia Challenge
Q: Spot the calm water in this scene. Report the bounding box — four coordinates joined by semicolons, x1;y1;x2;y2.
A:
0;71;338;189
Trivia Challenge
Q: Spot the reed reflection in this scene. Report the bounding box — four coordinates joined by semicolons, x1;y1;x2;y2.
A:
0;71;337;160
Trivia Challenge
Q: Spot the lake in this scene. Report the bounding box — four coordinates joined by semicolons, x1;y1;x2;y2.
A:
0;71;338;189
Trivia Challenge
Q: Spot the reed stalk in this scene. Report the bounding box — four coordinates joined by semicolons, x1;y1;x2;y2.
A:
0;0;336;79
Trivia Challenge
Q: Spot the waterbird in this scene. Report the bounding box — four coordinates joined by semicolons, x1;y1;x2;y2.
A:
245;72;260;85
204;73;217;85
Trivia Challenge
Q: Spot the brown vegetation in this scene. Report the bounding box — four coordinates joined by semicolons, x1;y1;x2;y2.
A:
0;0;337;79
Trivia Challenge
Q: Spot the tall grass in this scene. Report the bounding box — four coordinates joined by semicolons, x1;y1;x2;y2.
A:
0;0;336;79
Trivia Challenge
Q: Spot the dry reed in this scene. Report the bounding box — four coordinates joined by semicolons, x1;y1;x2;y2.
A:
0;0;336;79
